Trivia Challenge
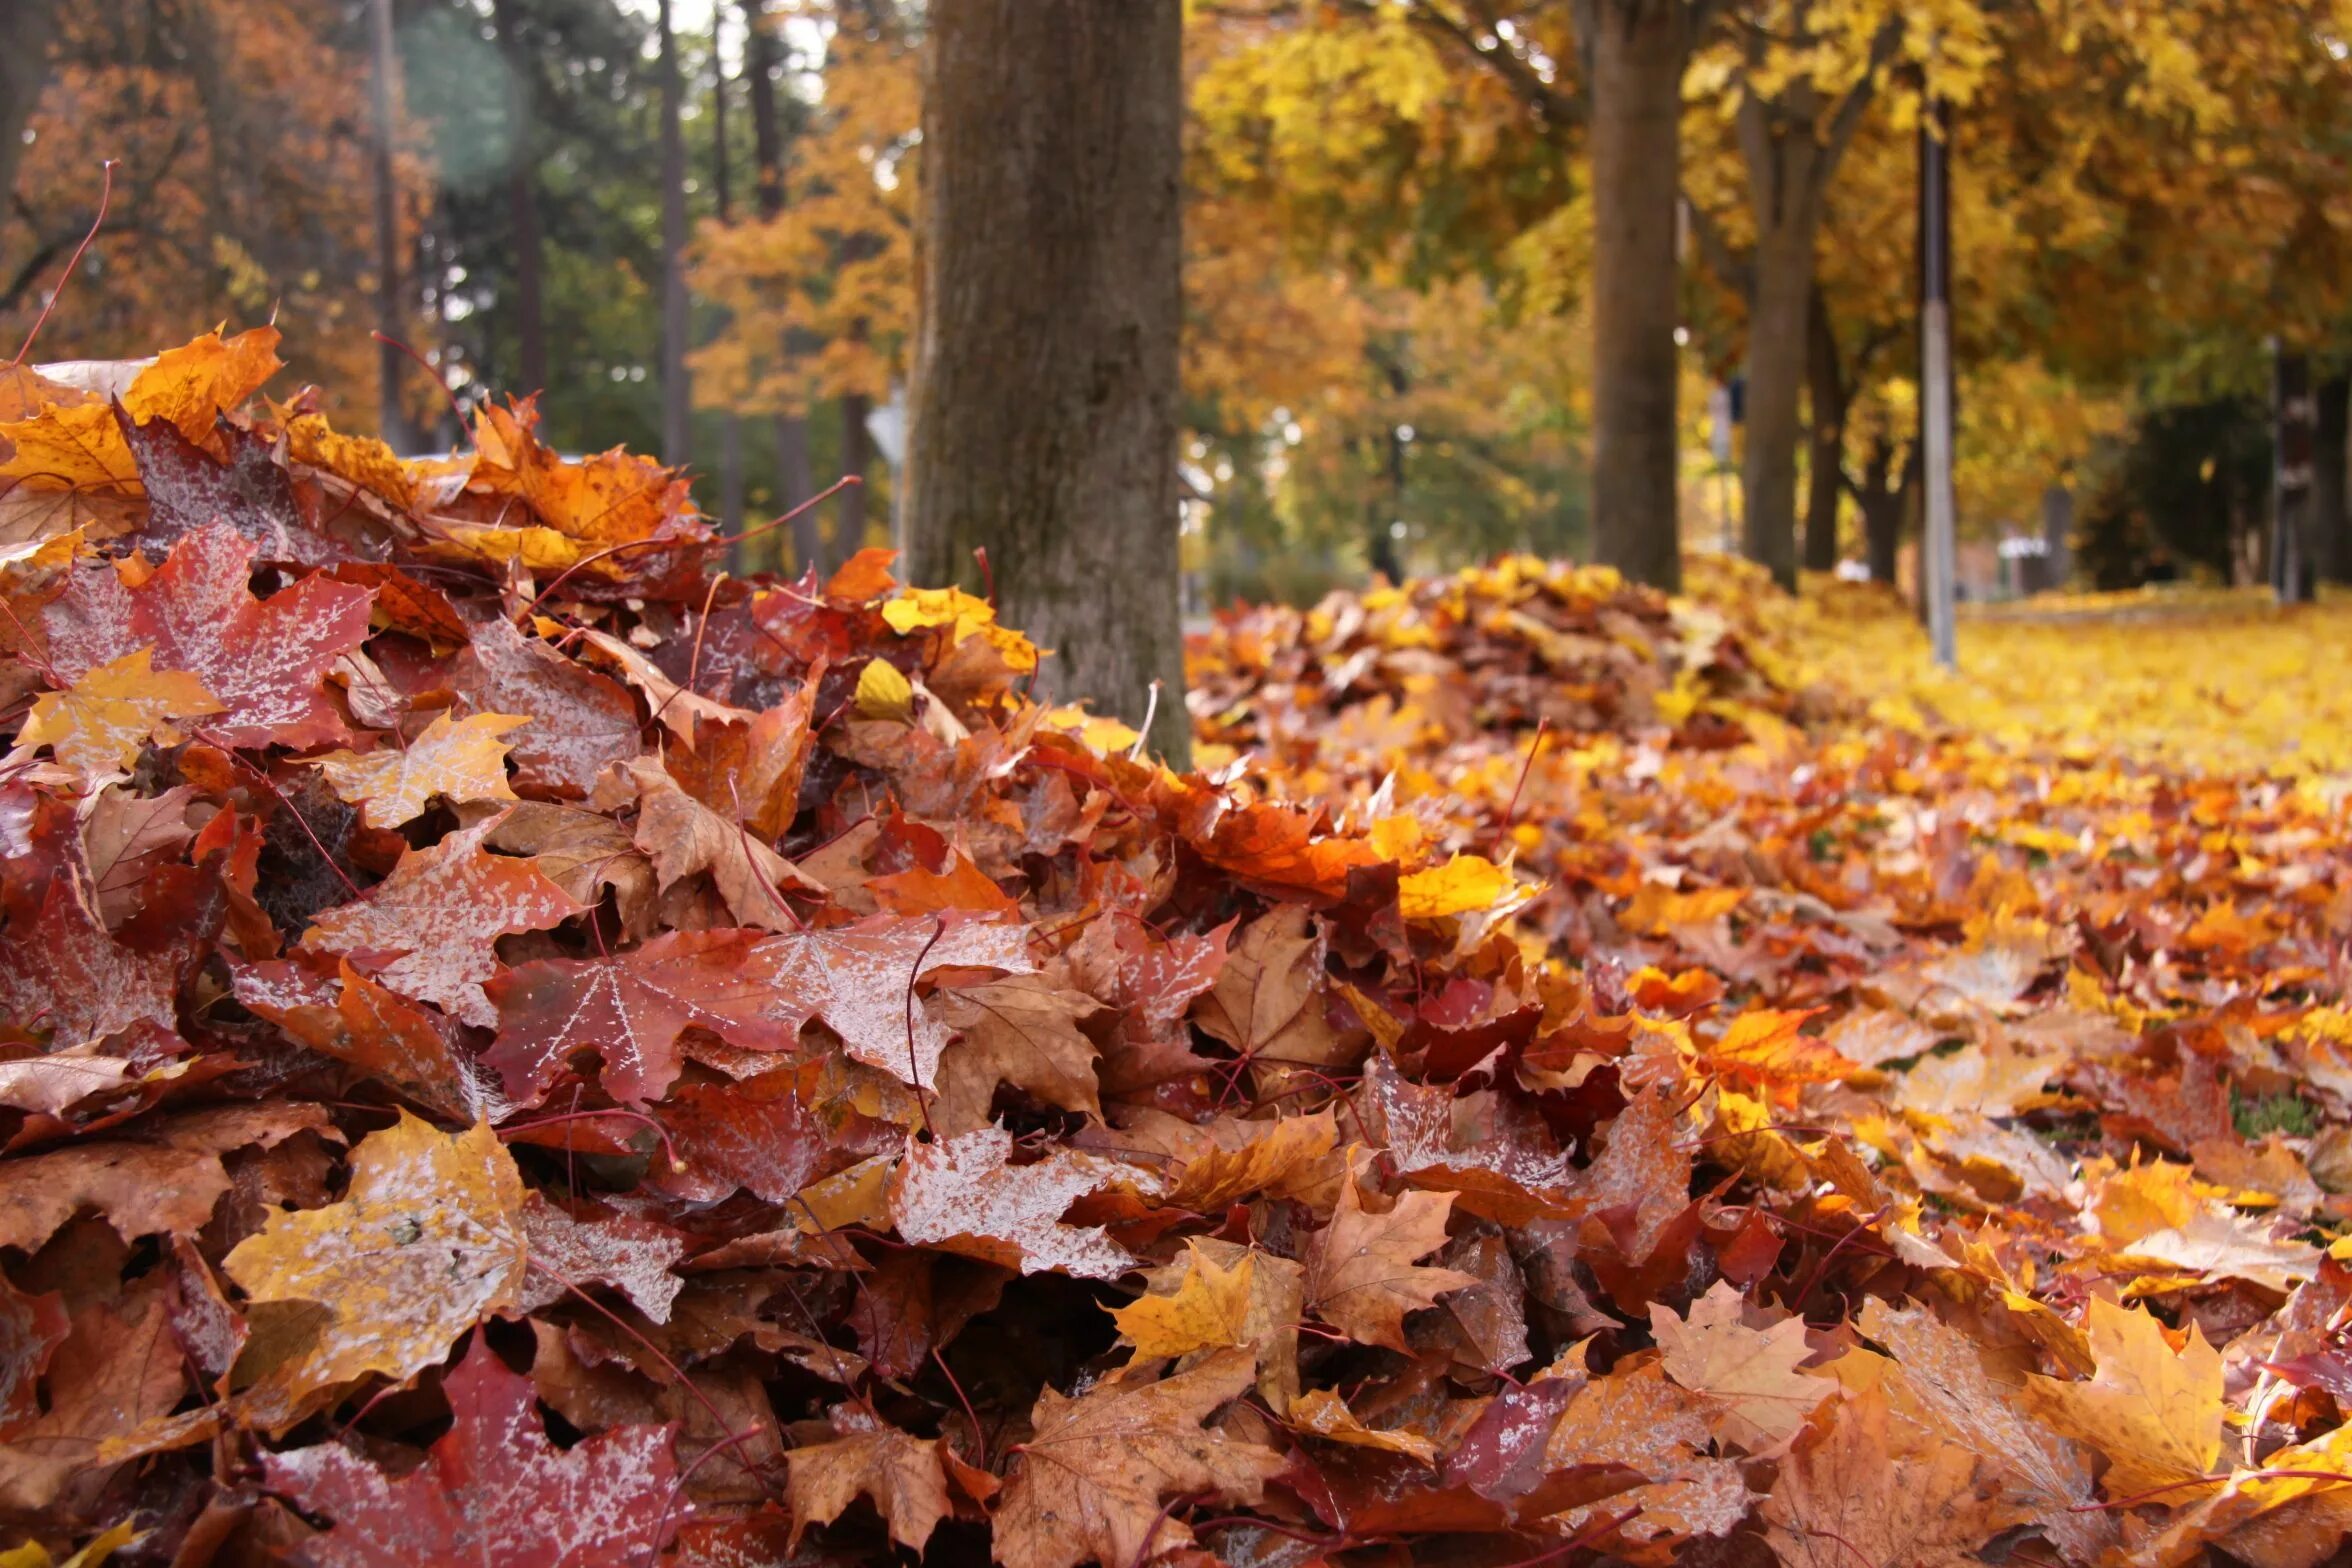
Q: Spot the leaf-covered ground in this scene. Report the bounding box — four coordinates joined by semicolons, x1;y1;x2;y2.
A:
6;332;2352;1568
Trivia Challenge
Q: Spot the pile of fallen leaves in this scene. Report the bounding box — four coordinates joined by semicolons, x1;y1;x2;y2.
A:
7;329;2352;1568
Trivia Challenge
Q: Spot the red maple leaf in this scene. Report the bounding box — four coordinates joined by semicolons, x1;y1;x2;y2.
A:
485;927;805;1105
42;522;372;750
260;1335;681;1568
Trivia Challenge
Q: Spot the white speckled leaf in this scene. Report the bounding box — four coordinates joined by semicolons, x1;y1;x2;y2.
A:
889;1126;1141;1279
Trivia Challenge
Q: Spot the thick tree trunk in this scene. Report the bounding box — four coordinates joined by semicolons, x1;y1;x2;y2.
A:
489;0;546;397
2315;373;2348;585
906;0;1189;764
1579;0;1687;592
0;0;60;263
656;0;692;467
1802;295;1844;573
1742;226;1813;589
366;0;411;449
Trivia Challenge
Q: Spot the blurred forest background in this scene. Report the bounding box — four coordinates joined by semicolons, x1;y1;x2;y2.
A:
6;0;2351;607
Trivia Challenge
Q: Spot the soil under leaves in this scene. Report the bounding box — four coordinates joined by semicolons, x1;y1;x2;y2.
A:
5;329;2352;1568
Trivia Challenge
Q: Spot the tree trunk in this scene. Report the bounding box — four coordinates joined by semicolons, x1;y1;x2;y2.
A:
2274;343;2315;604
2039;482;2073;593
489;0;546;397
656;0;692;467
838;392;871;558
711;10;745;535
744;0;814;545
366;0;411;449
1741;225;1813;590
906;0;1189;765
2317;374;2349;585
1578;0;1687;592
1802;293;1844;573
0;0;60;266
1858;438;1906;587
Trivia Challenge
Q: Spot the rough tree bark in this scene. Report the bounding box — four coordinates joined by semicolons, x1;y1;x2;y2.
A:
2315;373;2348;585
1802;288;1845;573
1576;0;1692;591
744;0;820;572
656;0;691;467
1730;16;1898;591
489;0;546;397
906;0;1189;765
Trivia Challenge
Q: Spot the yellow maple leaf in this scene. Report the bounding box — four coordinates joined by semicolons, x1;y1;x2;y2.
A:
120;327;283;443
313;711;526;827
2024;1298;2223;1497
19;649;223;777
1396;852;1519;920
222;1114;527;1425
855;658;915;722
1112;1241;1256;1358
0;402;139;493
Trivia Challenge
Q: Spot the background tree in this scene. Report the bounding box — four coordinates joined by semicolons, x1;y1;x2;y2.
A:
906;0;1190;763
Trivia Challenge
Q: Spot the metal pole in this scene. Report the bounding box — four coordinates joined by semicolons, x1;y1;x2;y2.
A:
1920;96;1958;668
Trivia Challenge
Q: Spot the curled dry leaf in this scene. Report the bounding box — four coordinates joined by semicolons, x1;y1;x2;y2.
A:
994;1348;1285;1568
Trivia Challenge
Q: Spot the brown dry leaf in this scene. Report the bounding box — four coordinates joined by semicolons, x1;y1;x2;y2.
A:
1303;1153;1477;1350
785;1405;952;1554
2022;1298;2223;1497
626;754;820;930
889;1127;1139;1279
1112;1241;1255;1358
1159;1109;1338;1212
301;817;583;1027
1759;1387;2028;1568
1191;903;1344;1068
18;648;222;778
222;1114;527;1416
314;711;526;828
0;1140;232;1252
1854;1297;2106;1561
1652;1281;1832;1454
993;1348;1285;1568
1287;1387;1441;1463
0;1283;184;1513
931;975;1104;1132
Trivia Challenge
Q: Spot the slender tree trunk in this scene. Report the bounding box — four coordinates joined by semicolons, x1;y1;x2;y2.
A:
744;0;815;559
838;392;871;555
776;415;818;571
1802;294;1844;573
1578;0;1687;592
2274;344;2316;603
489;0;546;397
2039;482;2073;593
0;1;60;262
2316;373;2349;585
657;0;692;467
366;0;411;449
1858;439;1906;587
711;10;745;536
906;0;1189;764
